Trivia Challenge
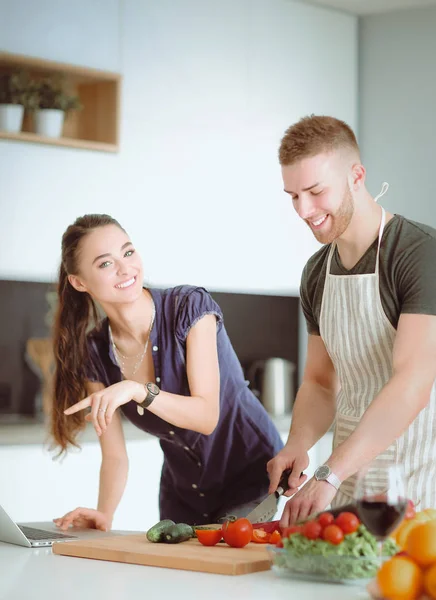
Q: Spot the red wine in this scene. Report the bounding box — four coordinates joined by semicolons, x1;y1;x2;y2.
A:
356;500;407;538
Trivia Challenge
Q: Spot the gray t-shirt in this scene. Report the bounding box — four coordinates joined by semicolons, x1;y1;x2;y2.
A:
301;214;436;335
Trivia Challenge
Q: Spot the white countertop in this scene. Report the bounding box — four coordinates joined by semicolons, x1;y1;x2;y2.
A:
0;539;370;600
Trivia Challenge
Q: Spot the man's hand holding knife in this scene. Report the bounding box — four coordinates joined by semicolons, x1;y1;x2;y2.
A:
267;440;338;528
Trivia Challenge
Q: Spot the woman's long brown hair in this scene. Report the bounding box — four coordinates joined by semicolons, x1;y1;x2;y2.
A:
51;214;124;455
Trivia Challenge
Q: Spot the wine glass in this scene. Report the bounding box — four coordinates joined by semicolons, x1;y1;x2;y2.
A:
354;462;407;564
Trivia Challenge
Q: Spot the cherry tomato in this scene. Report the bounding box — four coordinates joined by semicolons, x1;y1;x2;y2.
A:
405;500;416;520
196;528;223;546
282;525;302;538
222;518;253;548
270;530;282;545
322;524;344;545
335;512;360;534
302;520;322;540
318;512;335;528
275;539;284;548
251;529;271;544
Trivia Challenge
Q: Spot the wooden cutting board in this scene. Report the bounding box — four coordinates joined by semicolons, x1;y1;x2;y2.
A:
52;534;272;575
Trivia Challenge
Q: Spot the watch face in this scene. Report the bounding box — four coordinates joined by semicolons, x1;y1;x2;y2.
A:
316;465;331;480
147;382;160;395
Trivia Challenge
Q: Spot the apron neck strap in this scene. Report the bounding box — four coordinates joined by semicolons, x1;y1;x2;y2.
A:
325;184;389;276
375;206;386;274
374;182;389;203
374;182;389;274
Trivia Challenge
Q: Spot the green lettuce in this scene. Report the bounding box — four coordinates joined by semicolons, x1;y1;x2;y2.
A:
274;525;398;580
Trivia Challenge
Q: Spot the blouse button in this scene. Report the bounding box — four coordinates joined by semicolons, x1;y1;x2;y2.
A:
156;377;161;383
183;446;190;451
203;513;209;518
192;484;198;489
199;493;205;497
169;431;175;435
197;462;202;468
152;345;158;352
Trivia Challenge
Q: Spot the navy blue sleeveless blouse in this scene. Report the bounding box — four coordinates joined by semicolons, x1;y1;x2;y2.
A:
86;286;283;524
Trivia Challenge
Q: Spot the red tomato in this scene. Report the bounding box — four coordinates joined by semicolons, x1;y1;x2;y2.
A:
302;520;322;540
318;512;335;528
281;525;302;538
275;539;284;548
322;524;344;545
222;518;253;548
405;500;416;520
270;530;282;545
251;529;271;544
335;512;360;534
196;529;222;546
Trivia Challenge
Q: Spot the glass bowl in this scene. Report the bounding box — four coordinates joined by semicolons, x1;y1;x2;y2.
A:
267;545;380;585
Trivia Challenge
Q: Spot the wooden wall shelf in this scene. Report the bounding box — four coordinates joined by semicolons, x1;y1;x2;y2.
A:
0;52;121;152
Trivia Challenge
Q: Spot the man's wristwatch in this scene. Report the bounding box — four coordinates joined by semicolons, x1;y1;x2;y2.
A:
136;382;160;416
314;465;341;491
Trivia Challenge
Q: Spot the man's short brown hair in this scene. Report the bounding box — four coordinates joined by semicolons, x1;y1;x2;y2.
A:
278;115;360;166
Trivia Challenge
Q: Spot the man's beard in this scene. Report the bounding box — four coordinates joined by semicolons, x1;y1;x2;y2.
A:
309;184;354;245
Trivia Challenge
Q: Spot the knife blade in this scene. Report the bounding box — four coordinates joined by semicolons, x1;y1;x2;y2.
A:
245;468;298;523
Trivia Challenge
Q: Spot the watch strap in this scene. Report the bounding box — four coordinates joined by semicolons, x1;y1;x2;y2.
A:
326;472;341;491
137;383;159;415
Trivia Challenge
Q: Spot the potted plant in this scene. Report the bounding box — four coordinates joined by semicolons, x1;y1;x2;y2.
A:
30;76;82;138
0;71;29;133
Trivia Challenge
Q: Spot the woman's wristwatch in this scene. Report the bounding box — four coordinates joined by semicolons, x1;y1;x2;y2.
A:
136;382;160;416
314;465;341;490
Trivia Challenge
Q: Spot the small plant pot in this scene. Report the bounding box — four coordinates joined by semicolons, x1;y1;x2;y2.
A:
0;104;24;133
34;108;65;138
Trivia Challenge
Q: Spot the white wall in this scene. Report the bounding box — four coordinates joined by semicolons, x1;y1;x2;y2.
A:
359;6;436;227
0;0;352;523
0;0;358;295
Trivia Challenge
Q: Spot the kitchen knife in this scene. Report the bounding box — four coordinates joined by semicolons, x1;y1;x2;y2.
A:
246;468;298;524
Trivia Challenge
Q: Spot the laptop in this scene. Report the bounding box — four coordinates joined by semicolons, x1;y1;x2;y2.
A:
0;503;128;548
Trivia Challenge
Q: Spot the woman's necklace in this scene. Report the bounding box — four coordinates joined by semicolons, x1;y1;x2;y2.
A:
110;297;156;377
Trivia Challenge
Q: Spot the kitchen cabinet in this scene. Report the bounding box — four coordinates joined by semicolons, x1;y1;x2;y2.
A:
0;435;163;531
0;424;333;530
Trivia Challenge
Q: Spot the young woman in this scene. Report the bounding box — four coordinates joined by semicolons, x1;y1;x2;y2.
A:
51;214;284;531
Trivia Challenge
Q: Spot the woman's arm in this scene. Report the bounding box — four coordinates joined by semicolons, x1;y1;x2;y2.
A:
145;313;220;434
54;381;129;531
64;315;221;436
95;381;129;520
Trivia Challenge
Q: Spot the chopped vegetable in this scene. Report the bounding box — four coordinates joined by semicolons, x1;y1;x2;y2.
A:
196;528;222;546
252;529;270;543
252;520;281;534
270;530;282;545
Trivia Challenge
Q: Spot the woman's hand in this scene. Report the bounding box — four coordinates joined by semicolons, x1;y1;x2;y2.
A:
53;507;112;531
64;380;145;436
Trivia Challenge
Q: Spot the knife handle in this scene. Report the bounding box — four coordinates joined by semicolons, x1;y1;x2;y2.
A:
275;468;304;497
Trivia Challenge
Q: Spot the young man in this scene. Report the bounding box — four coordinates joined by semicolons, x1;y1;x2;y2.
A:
267;115;436;526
